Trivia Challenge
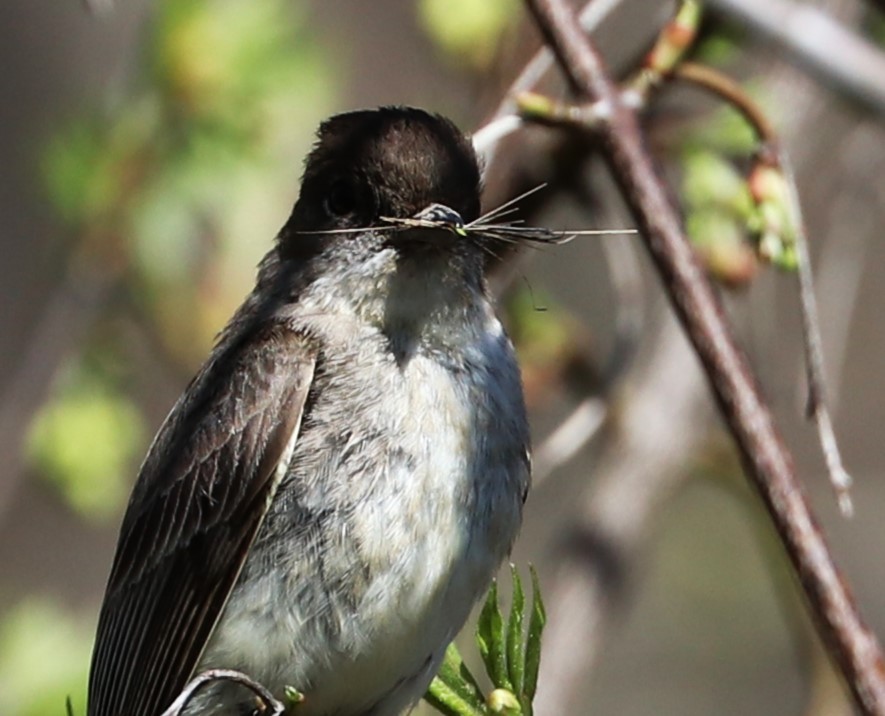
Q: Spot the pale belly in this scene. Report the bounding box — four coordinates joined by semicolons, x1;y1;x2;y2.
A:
193;336;528;716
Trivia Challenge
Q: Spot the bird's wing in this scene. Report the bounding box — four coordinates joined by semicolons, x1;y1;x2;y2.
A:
87;322;316;716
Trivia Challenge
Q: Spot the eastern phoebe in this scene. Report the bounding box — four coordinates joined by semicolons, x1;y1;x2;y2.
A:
87;106;531;716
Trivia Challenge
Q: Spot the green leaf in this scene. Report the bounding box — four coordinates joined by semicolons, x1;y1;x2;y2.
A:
424;683;484;716
432;643;486;708
505;565;526;698
682;149;752;215
428;568;547;715
523;566;547;702
476;580;512;691
426;649;488;716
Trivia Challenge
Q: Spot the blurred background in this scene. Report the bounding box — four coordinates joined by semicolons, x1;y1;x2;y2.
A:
1;1;884;714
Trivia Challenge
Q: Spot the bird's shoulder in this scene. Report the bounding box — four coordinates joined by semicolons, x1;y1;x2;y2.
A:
107;320;318;594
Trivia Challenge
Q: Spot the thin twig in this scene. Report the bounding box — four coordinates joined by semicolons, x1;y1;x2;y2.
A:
522;0;885;712
474;0;626;164
158;669;286;716
668;60;853;514
778;153;853;516
672;62;778;146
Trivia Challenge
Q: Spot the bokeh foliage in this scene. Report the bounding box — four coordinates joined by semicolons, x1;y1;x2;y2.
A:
0;601;94;716
10;0;338;712
418;0;519;70
35;0;336;523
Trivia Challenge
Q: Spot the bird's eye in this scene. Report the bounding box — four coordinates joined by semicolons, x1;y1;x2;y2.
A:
324;180;359;217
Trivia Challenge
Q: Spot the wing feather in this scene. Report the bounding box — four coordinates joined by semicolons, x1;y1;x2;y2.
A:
88;323;316;716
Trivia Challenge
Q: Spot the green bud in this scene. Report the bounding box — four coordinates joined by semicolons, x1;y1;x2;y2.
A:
487;688;521;714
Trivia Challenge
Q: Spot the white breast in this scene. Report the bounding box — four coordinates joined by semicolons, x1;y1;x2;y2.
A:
198;275;528;716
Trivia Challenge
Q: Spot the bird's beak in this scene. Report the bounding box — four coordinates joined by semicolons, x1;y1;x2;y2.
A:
412;204;466;234
380;203;467;237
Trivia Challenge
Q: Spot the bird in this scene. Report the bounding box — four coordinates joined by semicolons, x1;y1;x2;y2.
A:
87;106;531;716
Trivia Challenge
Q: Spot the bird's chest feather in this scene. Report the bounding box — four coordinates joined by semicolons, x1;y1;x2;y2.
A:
201;318;527;715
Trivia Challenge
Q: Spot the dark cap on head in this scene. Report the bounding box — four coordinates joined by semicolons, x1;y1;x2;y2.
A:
292;107;482;231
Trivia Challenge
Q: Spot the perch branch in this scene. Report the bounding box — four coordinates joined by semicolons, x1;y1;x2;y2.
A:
522;0;885;711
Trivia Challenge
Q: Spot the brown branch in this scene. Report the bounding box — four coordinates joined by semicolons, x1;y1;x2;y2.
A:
522;0;885;712
672;61;779;147
473;0;625;165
